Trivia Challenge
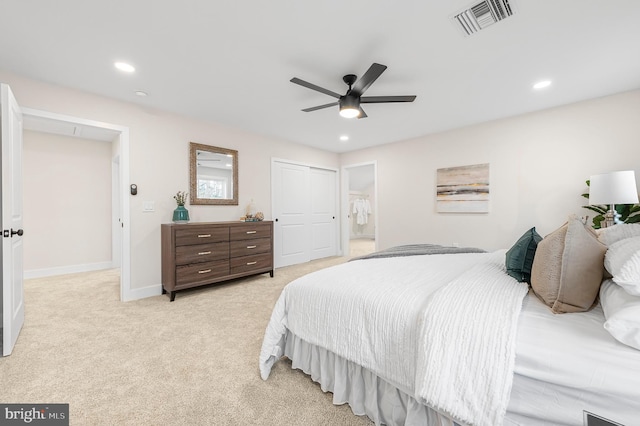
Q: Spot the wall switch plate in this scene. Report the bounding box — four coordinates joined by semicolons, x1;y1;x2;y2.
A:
143;201;155;212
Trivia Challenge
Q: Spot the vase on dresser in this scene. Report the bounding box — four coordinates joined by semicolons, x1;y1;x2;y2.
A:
172;205;190;223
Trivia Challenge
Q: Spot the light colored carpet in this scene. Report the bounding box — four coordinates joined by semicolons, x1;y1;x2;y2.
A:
0;257;374;425
349;238;376;257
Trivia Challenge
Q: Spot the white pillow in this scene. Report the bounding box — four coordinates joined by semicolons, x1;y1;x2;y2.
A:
597;223;640;246
600;279;640;350
604;236;640;296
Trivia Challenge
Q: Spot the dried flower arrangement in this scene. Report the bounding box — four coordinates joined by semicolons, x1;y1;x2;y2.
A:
173;191;188;206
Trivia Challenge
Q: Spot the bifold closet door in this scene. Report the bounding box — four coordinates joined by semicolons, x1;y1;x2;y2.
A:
309;167;336;260
272;161;337;268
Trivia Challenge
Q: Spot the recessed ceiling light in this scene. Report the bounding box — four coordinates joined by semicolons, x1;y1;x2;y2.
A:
339;135;349;141
134;90;148;97
114;62;135;73
533;80;552;90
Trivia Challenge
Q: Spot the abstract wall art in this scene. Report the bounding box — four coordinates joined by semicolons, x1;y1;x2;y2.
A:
436;163;490;213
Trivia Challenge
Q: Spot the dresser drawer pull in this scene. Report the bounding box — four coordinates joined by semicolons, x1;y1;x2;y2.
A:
198;269;212;274
198;251;212;255
198;234;211;238
246;245;257;249
246;261;257;266
246;230;257;234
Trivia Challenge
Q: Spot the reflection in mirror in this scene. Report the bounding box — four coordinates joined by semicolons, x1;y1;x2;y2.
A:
189;142;238;205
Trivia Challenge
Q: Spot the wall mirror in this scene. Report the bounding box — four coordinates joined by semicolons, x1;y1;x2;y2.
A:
189;142;238;205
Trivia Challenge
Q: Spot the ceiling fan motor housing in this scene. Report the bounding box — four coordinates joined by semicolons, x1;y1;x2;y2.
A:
340;95;360;110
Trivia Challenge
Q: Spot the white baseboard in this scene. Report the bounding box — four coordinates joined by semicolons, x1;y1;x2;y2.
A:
24;261;114;280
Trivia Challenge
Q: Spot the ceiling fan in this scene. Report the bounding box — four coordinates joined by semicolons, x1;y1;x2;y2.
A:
290;63;416;119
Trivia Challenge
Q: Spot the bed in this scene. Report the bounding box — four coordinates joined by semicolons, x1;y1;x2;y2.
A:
259;220;640;426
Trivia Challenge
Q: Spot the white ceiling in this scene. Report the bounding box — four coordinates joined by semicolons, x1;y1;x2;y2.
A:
2;1;639;153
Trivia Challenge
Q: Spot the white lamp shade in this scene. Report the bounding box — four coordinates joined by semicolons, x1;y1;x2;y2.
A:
589;170;639;205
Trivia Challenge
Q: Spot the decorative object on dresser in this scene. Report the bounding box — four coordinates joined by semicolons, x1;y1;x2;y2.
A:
172;191;190;223
161;221;273;301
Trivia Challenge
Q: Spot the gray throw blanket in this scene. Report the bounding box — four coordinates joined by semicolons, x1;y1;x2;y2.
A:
350;244;486;261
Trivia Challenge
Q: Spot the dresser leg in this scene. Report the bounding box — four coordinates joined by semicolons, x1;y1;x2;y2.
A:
170;291;176;302
162;287;167;294
270;270;274;278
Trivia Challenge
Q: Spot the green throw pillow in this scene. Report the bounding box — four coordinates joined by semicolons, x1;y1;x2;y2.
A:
506;227;542;283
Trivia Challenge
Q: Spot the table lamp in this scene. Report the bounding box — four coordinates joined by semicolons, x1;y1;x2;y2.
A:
589;170;639;227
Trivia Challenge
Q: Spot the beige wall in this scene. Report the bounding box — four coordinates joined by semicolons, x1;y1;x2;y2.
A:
0;70;339;296
5;68;639;296
23;131;112;275
340;90;640;251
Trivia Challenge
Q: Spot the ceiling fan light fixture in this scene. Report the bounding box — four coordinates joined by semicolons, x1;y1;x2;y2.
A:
339;96;360;118
340;107;360;119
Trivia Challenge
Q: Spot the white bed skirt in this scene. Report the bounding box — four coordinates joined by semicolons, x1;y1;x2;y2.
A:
283;330;461;426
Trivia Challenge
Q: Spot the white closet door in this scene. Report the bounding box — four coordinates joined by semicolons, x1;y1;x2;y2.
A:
272;160;337;268
272;161;311;268
310;168;337;260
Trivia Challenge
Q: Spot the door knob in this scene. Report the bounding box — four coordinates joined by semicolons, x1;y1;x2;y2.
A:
11;228;24;237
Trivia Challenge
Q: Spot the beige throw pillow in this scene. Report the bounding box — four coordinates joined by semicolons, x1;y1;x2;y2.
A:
531;215;607;313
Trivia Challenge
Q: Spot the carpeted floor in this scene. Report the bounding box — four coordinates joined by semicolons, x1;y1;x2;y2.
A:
0;256;375;425
349;238;376;257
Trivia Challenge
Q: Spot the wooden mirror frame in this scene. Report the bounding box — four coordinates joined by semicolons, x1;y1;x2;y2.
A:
189;142;238;205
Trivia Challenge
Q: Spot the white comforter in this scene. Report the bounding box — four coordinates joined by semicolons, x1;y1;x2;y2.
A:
260;250;528;426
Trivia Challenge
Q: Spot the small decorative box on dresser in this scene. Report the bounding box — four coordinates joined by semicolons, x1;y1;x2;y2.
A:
161;221;273;301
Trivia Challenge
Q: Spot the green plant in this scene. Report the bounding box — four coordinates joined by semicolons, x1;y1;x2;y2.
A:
173;191;188;206
581;179;640;229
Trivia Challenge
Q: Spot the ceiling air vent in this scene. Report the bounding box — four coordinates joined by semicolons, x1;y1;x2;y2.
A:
453;0;514;36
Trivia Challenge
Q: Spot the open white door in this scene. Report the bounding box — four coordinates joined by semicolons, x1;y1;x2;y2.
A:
1;83;25;356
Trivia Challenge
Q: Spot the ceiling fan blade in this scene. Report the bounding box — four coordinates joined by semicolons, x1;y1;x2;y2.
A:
290;77;341;99
302;102;339;112
351;63;387;96
357;106;368;119
360;95;416;103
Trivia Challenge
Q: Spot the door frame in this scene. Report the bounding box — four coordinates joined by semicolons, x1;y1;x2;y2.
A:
271;157;341;266
341;161;378;256
21;107;132;301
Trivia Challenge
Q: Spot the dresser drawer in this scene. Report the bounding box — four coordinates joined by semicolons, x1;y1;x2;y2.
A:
230;223;271;241
230;253;272;275
175;242;229;265
175;227;229;246
229;238;271;258
175;260;230;287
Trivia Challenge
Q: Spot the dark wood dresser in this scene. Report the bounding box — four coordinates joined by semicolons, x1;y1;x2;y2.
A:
161;221;273;301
